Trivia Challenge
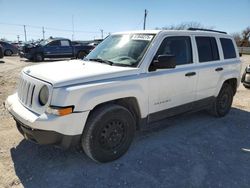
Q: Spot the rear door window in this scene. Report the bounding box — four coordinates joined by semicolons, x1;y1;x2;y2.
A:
196;37;219;63
61;40;70;46
220;38;236;59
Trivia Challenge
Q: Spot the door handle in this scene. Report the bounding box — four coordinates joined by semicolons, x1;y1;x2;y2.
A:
215;67;223;72
185;72;196;77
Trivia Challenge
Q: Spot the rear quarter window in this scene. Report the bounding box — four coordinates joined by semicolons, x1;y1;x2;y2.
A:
220;38;236;59
61;40;70;46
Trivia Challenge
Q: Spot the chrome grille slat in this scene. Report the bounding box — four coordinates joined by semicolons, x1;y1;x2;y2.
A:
25;83;31;105
20;80;25;102
23;81;27;103
17;77;36;107
30;85;35;106
27;84;35;106
17;79;21;98
18;78;24;100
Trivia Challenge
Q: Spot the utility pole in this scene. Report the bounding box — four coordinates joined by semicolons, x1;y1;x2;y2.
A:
100;29;104;39
23;25;27;42
42;27;45;40
143;9;148;30
17;35;20;43
72;15;75;41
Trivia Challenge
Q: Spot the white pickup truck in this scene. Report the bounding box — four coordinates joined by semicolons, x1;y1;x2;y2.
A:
5;29;241;162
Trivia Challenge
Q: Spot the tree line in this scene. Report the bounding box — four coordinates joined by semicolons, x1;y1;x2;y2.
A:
232;27;250;47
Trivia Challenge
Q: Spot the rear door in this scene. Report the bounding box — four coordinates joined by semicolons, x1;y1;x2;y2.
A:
59;40;74;58
194;36;222;100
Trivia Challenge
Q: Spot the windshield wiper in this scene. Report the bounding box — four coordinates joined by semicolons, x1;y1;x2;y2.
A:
88;58;114;65
112;63;133;67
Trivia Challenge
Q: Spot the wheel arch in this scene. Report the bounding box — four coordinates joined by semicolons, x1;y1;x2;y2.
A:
77;50;87;58
4;49;13;55
87;97;142;130
34;52;44;62
216;76;238;96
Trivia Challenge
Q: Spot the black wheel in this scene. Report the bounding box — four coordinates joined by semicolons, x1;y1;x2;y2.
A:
77;51;87;59
209;83;234;117
82;104;136;163
34;53;44;62
4;49;13;56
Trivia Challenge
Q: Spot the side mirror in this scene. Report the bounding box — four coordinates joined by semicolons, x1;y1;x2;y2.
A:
152;54;176;70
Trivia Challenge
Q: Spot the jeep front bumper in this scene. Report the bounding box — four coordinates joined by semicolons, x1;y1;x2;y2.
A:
5;93;89;148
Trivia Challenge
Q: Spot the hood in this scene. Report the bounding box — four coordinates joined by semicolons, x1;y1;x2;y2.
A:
23;60;140;87
26;42;43;47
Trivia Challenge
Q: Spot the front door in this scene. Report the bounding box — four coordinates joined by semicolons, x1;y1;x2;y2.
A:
43;40;61;58
148;36;198;122
59;40;73;58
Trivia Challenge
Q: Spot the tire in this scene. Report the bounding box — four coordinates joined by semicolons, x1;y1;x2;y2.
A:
34;53;44;62
4;49;13;56
82;104;136;163
77;51;87;59
209;83;234;117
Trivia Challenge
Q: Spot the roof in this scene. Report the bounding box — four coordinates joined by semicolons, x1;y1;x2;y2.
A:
112;29;230;37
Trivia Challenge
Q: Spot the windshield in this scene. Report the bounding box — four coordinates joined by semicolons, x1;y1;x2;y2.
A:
39;40;50;46
86;33;155;67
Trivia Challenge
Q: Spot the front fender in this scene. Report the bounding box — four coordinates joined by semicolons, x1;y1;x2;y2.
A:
51;79;148;118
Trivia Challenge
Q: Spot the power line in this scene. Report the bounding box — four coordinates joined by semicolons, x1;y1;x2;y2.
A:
0;22;111;41
0;22;108;34
134;17;144;29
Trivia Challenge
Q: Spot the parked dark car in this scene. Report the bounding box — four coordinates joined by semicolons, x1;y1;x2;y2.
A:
242;65;250;88
88;39;103;46
72;39;103;46
19;38;95;62
0;44;4;58
0;41;19;56
71;40;90;46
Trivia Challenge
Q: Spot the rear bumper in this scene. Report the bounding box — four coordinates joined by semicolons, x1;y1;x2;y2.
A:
0;51;3;58
242;72;250;87
243;80;250;87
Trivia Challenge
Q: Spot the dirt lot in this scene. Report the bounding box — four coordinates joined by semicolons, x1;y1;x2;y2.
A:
0;56;250;188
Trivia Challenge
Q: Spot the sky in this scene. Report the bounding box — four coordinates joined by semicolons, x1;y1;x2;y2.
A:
0;0;249;42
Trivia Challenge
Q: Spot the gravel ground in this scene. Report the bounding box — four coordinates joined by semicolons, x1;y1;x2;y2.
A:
0;56;250;188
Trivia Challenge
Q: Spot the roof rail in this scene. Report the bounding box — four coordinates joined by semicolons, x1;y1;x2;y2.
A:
188;28;227;34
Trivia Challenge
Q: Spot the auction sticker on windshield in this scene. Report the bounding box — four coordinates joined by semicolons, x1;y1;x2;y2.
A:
131;34;154;41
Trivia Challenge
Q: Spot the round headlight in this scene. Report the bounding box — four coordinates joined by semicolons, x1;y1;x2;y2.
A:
39;85;49;106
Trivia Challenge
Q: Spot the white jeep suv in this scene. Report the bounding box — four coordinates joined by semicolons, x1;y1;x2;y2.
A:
5;28;242;162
